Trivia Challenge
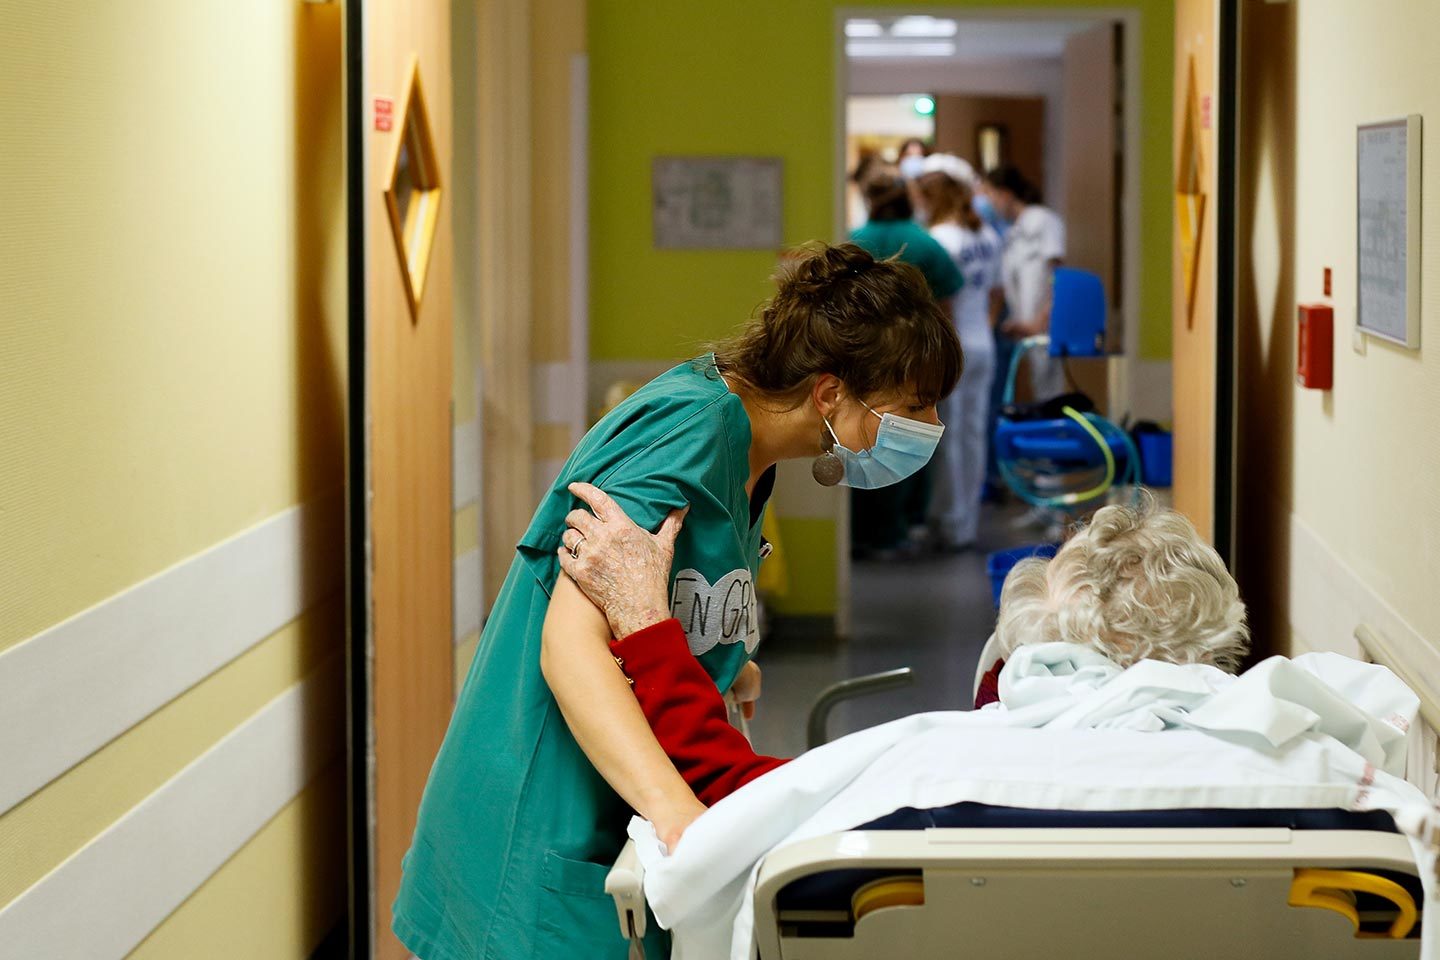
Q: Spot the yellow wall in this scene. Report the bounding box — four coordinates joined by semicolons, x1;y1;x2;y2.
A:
588;0;1175;616
0;1;346;953
1238;0;1440;653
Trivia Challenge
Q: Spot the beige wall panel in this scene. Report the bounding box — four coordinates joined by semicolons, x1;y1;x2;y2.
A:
1171;0;1218;540
475;0;537;605
530;0;588;367
0;2;347;652
124;765;346;960
0;1;345;954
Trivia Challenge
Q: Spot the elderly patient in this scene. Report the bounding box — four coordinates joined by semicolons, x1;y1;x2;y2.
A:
556;483;1249;816
972;504;1249;705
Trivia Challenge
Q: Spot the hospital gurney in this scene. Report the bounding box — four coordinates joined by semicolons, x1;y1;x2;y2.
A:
609;804;1427;959
607;637;1437;959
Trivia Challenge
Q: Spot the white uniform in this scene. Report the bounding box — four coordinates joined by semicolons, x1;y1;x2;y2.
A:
929;221;1002;547
1001;204;1067;400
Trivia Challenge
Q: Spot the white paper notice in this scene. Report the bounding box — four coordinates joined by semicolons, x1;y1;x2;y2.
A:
1357;119;1415;344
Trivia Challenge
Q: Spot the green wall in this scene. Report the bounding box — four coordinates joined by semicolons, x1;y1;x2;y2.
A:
588;0;1176;617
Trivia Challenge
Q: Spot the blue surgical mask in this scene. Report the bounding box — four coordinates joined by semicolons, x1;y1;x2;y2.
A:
974;192;1008;229
825;402;944;489
898;154;926;180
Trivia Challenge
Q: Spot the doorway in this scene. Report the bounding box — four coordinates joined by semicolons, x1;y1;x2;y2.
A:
814;9;1160;740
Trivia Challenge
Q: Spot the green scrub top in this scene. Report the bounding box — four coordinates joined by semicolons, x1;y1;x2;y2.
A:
392;356;768;960
849;219;964;300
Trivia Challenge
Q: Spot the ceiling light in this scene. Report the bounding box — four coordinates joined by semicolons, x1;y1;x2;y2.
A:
845;20;884;38
846;40;957;58
890;16;958;38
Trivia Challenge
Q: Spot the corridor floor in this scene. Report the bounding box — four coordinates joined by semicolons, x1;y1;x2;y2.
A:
747;502;1039;758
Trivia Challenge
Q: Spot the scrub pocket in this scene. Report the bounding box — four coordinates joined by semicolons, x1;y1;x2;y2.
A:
536;850;635;959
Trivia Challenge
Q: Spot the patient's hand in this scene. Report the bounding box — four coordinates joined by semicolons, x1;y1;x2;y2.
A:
557;482;688;639
729;661;762;720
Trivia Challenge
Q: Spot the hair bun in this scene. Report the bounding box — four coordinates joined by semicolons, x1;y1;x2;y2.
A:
780;242;875;303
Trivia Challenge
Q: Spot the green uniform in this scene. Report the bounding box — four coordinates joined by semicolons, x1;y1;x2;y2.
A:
849;219;964;300
393;356;768;960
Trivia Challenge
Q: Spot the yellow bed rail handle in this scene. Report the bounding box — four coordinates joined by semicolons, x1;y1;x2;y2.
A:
1288;868;1417;940
852;876;925;921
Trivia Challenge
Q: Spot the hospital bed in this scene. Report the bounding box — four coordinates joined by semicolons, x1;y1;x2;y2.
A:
606;624;1439;958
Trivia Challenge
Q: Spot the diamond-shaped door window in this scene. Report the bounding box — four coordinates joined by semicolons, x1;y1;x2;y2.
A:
1175;54;1207;328
385;60;442;319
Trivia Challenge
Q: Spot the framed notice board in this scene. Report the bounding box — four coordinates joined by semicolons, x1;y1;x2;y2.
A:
1356;115;1422;348
652;157;783;249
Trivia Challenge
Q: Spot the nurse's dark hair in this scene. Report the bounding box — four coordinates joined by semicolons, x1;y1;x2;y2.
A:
857;168;913;222
983;164;1042;205
711;242;962;410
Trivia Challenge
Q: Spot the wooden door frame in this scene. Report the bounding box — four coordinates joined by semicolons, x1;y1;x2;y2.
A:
346;2;528;955
344;0;372;956
1214;0;1239;565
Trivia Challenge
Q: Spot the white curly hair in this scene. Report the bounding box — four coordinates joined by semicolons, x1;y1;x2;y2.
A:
995;500;1250;672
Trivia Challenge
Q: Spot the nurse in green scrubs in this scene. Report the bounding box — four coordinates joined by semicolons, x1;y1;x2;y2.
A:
392;242;963;960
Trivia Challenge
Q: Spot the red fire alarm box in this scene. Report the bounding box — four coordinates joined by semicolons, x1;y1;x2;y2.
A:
1297;303;1333;390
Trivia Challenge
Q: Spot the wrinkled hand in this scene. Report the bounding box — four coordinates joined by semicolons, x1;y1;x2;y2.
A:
729;661;762;720
557;482;688;639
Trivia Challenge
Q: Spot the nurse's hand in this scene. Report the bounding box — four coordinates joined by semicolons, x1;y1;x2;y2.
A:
558;482;688;639
653;797;706;856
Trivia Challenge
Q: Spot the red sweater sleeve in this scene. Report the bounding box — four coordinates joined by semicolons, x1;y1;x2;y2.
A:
974;657;1006;709
610;619;789;805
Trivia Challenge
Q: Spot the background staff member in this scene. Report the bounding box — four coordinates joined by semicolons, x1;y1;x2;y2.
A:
848;168;963;558
984;164;1067;402
914;168;1004;551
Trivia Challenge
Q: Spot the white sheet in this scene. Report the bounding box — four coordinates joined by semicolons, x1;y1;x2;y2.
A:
630;644;1439;960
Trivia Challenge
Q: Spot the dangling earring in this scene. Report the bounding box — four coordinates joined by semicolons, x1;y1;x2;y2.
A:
812;422;844;487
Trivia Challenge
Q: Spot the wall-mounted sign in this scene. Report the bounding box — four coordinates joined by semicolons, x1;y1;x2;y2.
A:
652;157;783;250
1356;115;1421;349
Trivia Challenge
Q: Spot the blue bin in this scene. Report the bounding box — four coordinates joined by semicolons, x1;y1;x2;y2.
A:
1136;429;1174;488
985;542;1061;607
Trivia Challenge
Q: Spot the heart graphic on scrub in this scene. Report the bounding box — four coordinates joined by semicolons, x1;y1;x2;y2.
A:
668;568;760;657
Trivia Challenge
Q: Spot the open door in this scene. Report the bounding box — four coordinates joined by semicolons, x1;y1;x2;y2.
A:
1172;0;1238;559
347;1;455;957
